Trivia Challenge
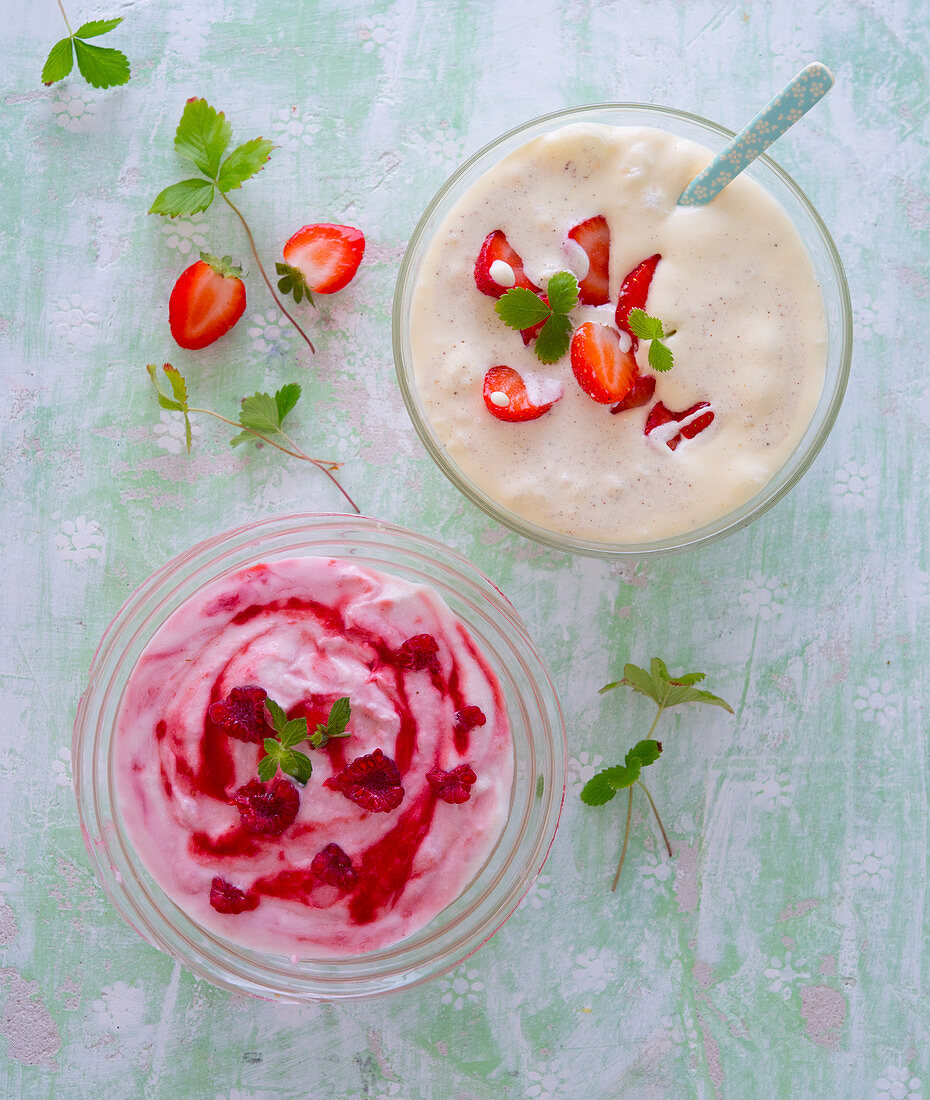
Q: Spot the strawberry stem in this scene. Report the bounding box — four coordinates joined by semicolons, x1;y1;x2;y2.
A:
638;779;672;857
56;0;73;34
188;406;360;513
611;787;634;891
220;193;317;355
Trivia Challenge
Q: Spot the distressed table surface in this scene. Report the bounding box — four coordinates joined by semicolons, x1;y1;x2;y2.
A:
2;1;927;1097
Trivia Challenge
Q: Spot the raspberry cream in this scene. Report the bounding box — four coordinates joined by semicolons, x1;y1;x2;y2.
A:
408;123;828;543
113;557;512;957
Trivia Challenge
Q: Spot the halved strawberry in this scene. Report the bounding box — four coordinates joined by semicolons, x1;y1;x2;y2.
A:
169;252;246;350
474;230;540;299
610;373;656;414
570;322;638;404
567;215;610;305
278;223;365;301
615;253;661;346
482;365;563;422
644;400;714;450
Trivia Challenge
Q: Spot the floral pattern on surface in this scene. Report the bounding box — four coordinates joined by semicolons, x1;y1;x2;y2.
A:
50;86;96;132
437;966;484;1011
153;410;203;454
875;1066;922;1098
55;517;105;564
161;211;209;255
271;106;320;149
833;461;879;506
52;294;100;345
847;839;895;889
738;572;785;621
247;311;292;355
853;678;901;727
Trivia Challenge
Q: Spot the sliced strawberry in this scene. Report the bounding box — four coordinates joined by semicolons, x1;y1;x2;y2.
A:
279;223;365;299
615;253;661;347
567;215;610;305
169;252;246;350
474;230;540;299
610;374;656;414
644;401;714;450
570;323;638;405
482;365;563;422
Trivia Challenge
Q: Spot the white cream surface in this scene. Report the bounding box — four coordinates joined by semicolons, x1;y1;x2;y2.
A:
114;557;512;958
409;123;828;543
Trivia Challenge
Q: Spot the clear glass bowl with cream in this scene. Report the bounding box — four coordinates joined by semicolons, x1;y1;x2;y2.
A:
73;515;565;1001
393;103;851;557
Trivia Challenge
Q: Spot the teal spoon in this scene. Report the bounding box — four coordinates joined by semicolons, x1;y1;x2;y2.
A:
678;62;834;206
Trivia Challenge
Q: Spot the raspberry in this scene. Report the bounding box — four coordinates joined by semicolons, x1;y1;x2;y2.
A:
454;705;487;733
209;876;259;915
234;777;300;835
310;843;358;889
426;764;478;805
324;748;405;813
208;685;270;743
397;633;439;672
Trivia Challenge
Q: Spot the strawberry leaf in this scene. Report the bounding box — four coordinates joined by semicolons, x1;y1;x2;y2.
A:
174;98;232;179
533;312;573;364
627;308;664;341
72;38;130;88
580;771;620;806
74;18;123;38
627;739;662;767
275;383;301;421
546;270;579;314
216;138;275;193
149;179;216;217
648;340;674;373
41;38;74;85
495;287;551;330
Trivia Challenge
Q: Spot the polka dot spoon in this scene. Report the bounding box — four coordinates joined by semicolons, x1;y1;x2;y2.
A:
678;62;834;206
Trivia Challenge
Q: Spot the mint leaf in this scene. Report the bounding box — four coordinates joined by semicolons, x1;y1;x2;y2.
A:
546;270;579;315
257;751;279;783
309;697;352;749
495;287;551;330
174;98;232;179
42;38;74;84
259;697;312;784
72;37;130;88
74;18;123;38
217;138;275;193
533;312;573;364
149;179;216;217
282;749;312;786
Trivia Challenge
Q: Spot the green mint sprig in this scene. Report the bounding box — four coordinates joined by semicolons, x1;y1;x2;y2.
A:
308;697;352;749
627;308;676;373
149;99;317;353
42;12;130;89
495;271;579;363
258;699;312;784
582;658;733;890
146;364;359;512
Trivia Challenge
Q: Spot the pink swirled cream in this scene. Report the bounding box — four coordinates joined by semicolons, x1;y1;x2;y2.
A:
113;556;512;957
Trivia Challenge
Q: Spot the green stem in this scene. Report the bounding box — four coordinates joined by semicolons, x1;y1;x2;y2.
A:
57;0;73;34
220;192;316;354
638;778;672;857
610;787;634;892
189;407;360;514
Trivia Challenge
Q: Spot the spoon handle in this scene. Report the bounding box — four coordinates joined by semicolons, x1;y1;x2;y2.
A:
678;62;834;206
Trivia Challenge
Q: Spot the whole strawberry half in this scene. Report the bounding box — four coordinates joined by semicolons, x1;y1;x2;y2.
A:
277;223;365;302
482;365;563;422
570;322;638;404
567;215;610;305
169;252;246;350
644;400;715;450
474;230;540;299
610;373;656;414
615;253;661;346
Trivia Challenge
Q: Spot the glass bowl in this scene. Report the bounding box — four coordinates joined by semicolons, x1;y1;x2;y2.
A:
393;103;852;558
72;514;566;1001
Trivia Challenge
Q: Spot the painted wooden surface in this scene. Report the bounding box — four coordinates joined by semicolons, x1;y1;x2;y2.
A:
1;0;927;1096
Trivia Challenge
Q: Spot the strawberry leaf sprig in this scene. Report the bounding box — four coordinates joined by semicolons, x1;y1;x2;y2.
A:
42;8;130;89
582;658;733;890
627;308;676;373
495;271;579;363
258;697;352;784
147;364;359;512
149;99;317;353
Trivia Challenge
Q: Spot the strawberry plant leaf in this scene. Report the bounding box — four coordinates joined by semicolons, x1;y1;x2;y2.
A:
216;138;275;193
238;392;282;435
74;18;123;38
580;771;620;806
72;38;130;89
275;262;313;305
613;663;661;703
662;683;734;711
628;739;662;767
648;340;674;373
533;312;573;364
546;270;579;314
275;383;301;422
41;38;74;84
174;98;232;179
495;287;551;330
149;179;216;217
627;308;664;341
